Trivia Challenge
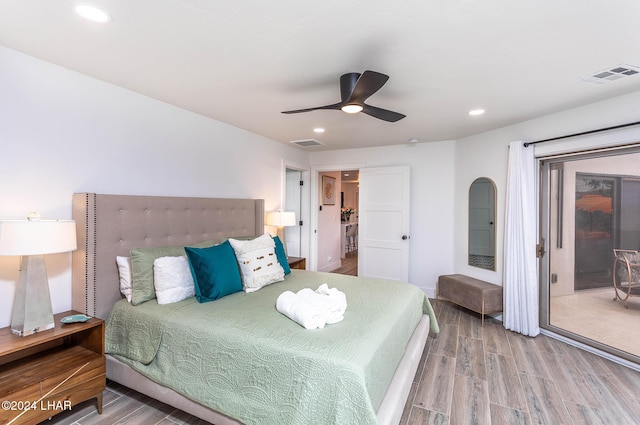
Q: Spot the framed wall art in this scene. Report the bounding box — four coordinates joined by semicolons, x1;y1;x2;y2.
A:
322;175;336;205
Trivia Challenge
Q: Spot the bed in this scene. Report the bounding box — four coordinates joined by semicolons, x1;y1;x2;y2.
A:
71;193;438;425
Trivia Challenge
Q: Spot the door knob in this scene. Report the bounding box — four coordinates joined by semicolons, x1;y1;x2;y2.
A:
402;235;409;240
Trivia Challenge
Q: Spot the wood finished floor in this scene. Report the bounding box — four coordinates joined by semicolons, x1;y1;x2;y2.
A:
400;300;640;425
43;298;640;425
330;250;358;275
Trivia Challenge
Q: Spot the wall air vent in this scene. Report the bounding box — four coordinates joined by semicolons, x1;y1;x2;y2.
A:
581;63;640;85
290;139;325;147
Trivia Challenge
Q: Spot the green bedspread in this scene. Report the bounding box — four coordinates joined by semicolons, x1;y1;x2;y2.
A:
106;270;439;425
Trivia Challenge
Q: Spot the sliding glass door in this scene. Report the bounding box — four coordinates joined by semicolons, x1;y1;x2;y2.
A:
540;147;640;363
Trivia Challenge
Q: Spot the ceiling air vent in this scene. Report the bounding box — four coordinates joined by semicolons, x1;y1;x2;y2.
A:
290;139;325;147
581;63;640;85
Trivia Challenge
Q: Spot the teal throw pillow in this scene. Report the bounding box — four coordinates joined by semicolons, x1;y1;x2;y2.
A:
272;236;291;275
185;241;242;302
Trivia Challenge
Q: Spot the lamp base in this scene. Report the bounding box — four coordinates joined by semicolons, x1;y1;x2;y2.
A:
274;226;290;258
10;255;55;336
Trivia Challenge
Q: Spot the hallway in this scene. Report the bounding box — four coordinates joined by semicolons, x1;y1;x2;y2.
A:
330;250;357;276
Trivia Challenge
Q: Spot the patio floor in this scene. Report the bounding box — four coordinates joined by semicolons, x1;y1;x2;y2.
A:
550;288;640;358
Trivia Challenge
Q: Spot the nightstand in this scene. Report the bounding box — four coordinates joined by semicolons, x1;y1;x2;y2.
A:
0;311;105;425
287;256;306;270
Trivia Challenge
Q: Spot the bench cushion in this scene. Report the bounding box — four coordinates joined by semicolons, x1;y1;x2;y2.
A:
437;274;503;313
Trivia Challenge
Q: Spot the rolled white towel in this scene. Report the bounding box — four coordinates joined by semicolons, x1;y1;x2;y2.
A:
314;284;347;324
316;284;347;313
297;286;347;325
276;291;328;329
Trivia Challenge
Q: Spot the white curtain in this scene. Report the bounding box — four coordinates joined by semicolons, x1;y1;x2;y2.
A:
503;141;540;336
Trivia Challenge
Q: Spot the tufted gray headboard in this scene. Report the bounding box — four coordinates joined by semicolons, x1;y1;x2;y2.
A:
71;193;264;319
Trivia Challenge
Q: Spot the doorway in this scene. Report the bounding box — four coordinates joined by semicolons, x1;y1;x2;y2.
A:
310;165;411;281
333;170;359;276
314;169;360;276
285;167;302;257
283;162;309;264
540;147;640;364
310;162;364;273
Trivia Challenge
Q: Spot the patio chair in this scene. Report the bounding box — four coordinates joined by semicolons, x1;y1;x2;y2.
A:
612;249;640;308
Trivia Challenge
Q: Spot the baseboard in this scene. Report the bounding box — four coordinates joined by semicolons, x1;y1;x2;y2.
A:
418;286;436;299
318;260;342;273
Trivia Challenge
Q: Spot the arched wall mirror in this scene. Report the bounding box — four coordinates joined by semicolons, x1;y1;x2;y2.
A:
469;177;496;270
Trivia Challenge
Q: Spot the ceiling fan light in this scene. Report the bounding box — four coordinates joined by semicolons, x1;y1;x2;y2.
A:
342;104;363;114
75;4;112;23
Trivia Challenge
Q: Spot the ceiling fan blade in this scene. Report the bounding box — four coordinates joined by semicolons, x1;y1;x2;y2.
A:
362;104;406;122
339;72;360;102
282;70;406;121
347;70;390;104
281;102;343;114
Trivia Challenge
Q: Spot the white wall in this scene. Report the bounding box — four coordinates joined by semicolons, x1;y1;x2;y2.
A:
454;89;640;287
0;46;309;327
453;133;509;284
310;142;456;296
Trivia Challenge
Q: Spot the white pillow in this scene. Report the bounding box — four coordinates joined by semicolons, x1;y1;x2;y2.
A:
229;233;285;293
153;255;196;304
116;256;132;302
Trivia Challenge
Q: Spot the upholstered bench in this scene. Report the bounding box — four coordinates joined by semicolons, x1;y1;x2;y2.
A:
436;274;503;326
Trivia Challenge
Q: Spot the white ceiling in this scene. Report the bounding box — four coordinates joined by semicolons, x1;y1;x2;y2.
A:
2;0;640;151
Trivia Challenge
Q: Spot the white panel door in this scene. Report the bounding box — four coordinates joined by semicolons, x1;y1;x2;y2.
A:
358;166;410;281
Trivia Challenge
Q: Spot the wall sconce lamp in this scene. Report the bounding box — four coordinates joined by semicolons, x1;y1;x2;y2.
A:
0;214;77;336
265;210;296;257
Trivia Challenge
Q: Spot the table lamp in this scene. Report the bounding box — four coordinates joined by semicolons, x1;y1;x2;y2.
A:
265;210;296;257
0;214;77;336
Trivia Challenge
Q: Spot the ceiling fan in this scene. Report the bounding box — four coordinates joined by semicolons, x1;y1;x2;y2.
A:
281;70;406;122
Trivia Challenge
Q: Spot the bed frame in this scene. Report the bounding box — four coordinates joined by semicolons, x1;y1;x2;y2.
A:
71;193;429;425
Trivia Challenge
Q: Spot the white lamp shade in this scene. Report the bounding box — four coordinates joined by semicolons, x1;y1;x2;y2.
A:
0;219;77;256
265;211;296;227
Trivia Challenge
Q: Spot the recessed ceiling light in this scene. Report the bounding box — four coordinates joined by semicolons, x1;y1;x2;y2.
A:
469;109;485;116
75;4;112;23
313;128;325;133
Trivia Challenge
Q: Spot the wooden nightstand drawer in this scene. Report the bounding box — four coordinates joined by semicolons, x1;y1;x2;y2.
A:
0;382;41;422
39;346;105;395
0;311;105;425
46;373;106;403
42;374;106;415
5;374;106;425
